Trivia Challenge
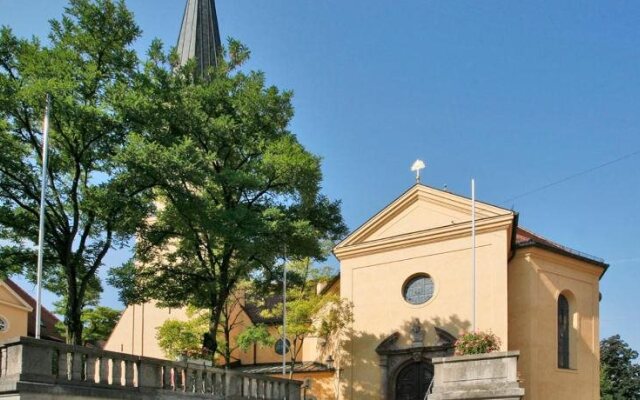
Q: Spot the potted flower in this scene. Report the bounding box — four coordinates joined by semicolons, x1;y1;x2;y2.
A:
454;330;501;355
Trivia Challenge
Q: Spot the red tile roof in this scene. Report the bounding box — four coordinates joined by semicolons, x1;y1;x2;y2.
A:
241;295;284;326
514;227;608;270
4;279;64;342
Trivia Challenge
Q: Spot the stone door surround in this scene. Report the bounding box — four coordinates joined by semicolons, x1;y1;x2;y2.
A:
375;319;456;400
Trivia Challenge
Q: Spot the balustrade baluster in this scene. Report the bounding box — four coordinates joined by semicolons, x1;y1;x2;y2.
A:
186;366;195;392
111;358;122;386
203;370;212;393
124;359;135;387
162;365;173;390
70;351;83;382
175;367;183;391
194;367;203;393
98;357;109;384
85;355;97;383
0;347;5;377
57;350;68;381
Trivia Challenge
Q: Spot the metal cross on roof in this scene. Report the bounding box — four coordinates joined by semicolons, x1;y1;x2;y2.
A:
411;159;426;183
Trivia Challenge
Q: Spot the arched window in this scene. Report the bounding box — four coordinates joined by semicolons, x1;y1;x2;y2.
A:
558;294;570;368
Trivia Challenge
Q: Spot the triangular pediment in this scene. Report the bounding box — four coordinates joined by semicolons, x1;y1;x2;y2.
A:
335;184;513;254
0;281;33;312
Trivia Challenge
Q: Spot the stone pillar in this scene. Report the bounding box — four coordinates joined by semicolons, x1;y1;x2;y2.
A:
138;359;162;390
378;353;389;399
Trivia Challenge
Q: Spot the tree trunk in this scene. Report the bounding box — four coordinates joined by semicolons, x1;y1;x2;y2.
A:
205;304;223;363
224;325;232;365
65;297;84;345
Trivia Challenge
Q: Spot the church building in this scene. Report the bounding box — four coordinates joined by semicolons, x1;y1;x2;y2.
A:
106;2;607;399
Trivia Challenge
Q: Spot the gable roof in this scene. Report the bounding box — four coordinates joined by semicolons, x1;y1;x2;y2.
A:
0;280;33;312
3;279;63;342
514;227;608;274
241;295;283;326
334;184;515;258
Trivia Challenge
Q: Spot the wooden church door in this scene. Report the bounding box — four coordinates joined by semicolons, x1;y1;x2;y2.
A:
394;361;433;400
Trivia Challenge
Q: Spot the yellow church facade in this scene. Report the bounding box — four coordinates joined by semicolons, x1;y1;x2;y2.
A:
106;184;606;399
333;184;605;399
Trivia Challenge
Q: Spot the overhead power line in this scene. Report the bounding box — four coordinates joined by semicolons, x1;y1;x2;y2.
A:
502;148;640;204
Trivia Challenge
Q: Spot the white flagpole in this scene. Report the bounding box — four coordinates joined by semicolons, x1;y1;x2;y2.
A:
35;94;51;339
282;244;287;377
471;179;476;332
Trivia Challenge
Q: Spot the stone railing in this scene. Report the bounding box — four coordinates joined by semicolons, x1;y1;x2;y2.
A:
428;351;524;400
0;336;301;399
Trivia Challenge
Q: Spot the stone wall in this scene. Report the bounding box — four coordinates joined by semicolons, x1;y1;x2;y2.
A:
428;351;524;400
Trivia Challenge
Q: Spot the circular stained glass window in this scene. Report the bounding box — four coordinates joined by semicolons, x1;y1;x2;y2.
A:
274;338;290;355
0;317;7;332
403;274;434;305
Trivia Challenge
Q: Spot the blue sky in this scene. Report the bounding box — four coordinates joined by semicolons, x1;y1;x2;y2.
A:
1;1;639;350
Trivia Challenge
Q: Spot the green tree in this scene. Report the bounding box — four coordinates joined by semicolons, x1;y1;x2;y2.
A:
55;304;121;345
0;0;152;344
261;257;353;377
156;310;209;361
236;324;275;354
600;335;640;399
112;39;346;358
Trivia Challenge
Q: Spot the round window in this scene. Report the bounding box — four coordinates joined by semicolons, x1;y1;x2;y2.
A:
274;338;290;355
403;274;434;305
0;317;7;332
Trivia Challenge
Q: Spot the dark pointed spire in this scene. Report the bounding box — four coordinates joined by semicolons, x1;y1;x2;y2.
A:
177;0;223;77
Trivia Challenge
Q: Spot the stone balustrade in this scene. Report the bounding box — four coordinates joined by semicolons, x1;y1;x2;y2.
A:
0;336;301;400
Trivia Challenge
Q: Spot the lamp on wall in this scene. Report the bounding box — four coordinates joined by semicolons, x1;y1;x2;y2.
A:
325;355;335;369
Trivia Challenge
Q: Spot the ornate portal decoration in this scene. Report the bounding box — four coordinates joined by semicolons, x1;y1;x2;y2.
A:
409;318;425;346
375;325;456;400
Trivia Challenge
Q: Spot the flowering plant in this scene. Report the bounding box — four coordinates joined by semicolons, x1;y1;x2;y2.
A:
454;331;501;355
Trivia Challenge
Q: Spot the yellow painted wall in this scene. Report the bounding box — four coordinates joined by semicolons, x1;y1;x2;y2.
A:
104;301;191;358
0;283;31;341
106;298;302;366
338;228;510;399
508;248;601;400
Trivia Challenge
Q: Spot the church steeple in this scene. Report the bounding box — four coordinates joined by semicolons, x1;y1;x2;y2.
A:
176;0;223;77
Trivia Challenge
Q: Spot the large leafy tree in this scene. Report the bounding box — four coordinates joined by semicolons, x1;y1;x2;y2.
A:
600;335;640;399
112;40;347;358
0;0;152;344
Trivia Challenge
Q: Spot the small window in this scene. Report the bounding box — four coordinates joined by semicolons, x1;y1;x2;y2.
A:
558;294;570;368
403;274;434;305
274;338;290;355
0;317;7;332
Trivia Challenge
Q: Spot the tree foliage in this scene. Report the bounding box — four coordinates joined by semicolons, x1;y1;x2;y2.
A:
600;335;640;399
156;312;209;361
111;38;346;357
55;305;121;345
0;0;151;344
261;257;353;376
236;324;275;352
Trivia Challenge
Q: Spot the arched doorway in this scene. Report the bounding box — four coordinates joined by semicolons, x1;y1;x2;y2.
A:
395;361;433;400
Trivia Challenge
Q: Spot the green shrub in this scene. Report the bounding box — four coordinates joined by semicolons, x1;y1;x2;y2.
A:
454;331;501;355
